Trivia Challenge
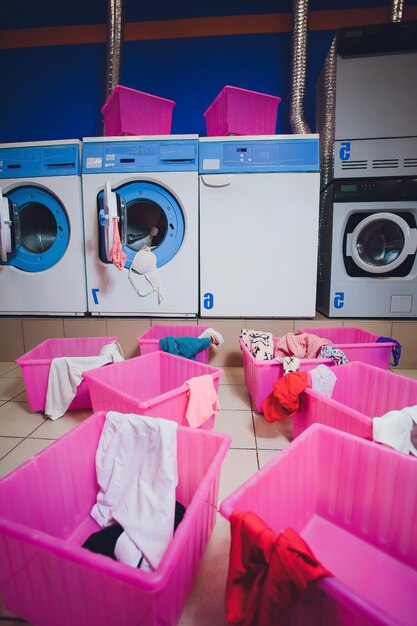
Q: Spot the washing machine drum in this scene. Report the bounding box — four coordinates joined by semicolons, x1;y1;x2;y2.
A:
344;211;417;277
0;186;69;272
97;181;185;269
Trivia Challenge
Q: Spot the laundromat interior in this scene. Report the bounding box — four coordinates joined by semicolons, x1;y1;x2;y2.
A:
1;1;417;625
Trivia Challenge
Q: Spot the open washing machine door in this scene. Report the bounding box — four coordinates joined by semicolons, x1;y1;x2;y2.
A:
346;212;417;275
0;189;15;262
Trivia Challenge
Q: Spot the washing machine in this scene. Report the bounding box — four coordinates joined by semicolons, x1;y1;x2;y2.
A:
82;135;199;316
317;177;417;318
199;135;320;318
0;140;87;315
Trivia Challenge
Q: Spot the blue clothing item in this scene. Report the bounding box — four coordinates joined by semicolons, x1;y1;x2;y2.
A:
377;336;402;367
159;336;211;360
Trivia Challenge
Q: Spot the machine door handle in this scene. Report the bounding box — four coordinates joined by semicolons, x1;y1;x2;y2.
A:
200;174;235;188
0;188;13;263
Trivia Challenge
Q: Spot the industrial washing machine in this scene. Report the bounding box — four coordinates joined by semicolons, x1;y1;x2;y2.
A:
0;140;87;315
317;177;417;318
199;135;320;317
82;135;199;316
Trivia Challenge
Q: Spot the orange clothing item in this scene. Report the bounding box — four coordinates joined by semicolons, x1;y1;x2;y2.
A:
262;371;310;422
226;511;331;626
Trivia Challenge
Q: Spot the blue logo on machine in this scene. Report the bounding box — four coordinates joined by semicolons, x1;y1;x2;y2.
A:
203;292;214;310
333;291;345;309
92;288;100;305
339;142;351;161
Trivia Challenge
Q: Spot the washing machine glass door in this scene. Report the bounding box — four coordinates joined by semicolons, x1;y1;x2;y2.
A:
1;186;70;272
0;190;16;262
347;212;417;274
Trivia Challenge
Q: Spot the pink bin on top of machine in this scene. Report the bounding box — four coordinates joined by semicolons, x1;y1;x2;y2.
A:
15;336;119;412
137;324;212;364
293;360;417;440
83;351;223;430
220;423;417;626
0;410;231;626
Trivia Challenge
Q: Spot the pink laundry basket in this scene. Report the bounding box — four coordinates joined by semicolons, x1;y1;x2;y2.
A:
137;324;212;364
101;84;176;136
298;327;397;369
15;336;119;412
204;85;281;136
83;351;223;430
220;424;417;626
0;411;231;626
294;361;417;440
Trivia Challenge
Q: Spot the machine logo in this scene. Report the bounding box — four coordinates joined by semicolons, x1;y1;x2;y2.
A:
339;142;351;161
203;292;214;309
334;291;345;309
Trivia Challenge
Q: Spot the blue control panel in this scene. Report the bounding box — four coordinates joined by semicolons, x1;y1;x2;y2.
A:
0;144;81;178
199;138;319;173
82;139;198;173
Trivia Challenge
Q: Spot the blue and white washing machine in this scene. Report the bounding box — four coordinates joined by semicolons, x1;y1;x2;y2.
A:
82;135;199;316
0;140;87;315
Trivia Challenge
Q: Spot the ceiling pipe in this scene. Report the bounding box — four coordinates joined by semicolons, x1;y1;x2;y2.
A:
389;0;404;22
290;0;311;134
105;0;124;100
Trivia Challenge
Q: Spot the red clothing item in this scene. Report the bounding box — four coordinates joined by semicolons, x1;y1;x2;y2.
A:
226;511;331;626
262;371;310;422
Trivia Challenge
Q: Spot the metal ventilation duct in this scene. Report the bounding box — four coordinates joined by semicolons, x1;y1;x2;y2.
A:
105;0;124;100
390;0;404;22
290;0;311;134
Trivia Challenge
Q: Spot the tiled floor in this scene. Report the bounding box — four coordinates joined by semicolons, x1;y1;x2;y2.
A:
0;363;416;625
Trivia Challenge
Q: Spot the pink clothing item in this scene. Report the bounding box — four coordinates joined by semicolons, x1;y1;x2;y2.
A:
274;332;333;359
111;217;127;270
185;374;221;428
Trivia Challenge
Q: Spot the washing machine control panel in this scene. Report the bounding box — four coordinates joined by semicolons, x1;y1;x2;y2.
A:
0;144;80;178
333;177;417;202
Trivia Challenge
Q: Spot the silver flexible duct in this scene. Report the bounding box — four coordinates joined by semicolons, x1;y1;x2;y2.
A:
390;0;404;22
105;0;124;100
290;0;311;134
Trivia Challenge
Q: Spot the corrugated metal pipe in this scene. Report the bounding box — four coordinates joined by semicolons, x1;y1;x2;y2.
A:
390;0;404;22
105;0;124;100
290;0;311;134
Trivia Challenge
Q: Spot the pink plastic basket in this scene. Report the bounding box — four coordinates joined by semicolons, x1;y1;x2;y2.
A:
15;336;119;412
101;85;176;136
83;351;223;430
204;85;282;136
294;361;417;440
220;424;417;626
137;324;212;364
0;411;231;626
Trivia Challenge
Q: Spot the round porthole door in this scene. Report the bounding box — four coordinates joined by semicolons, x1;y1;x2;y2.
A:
346;212;417;275
1;186;70;272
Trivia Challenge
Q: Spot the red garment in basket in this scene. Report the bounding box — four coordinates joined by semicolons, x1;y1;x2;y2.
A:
111;217;127;270
226;511;331;626
262;371;310;422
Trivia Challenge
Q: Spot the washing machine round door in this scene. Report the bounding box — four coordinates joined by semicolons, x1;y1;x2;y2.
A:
347;212;417;275
1;186;70;272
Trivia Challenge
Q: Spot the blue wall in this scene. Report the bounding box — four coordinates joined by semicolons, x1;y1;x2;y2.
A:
0;1;415;142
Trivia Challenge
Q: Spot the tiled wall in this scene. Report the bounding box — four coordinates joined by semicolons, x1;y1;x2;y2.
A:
1;314;416;368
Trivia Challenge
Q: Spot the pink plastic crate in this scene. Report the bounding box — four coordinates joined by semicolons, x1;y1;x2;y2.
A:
15;336;119;412
220;424;417;626
83;351;223;430
101;84;176;136
0;411;231;626
294;361;417;440
137;324;212;364
299;327;396;369
204;85;282;136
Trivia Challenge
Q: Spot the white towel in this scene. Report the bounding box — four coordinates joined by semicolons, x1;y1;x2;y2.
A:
91;411;178;571
373;405;417;455
198;327;224;349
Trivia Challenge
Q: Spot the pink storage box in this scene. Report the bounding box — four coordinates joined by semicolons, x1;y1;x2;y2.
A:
299;326;396;369
204;85;281;136
220;424;417;626
83;351;223;430
137;324;212;364
0;411;231;626
294;361;417;440
101;84;175;136
15;336;119;412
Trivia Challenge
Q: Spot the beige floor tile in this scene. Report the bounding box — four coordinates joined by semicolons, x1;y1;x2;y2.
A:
0;363;18;376
0;365;22;378
29;409;92;439
0;378;26;401
201;319;244;367
63;318;107;338
179;514;230;626
219;367;244;385
0;438;54;479
218;384;251;411
391;321;417;369
393;369;417;381
258;448;281;468
294;319;342;332
22;318;64;352
0;402;45;437
0;436;23;460
12;390;28;402
253;412;293;450
214;410;255;449
218;448;259;502
244;319;295;337
0;318;24;361
107;318;150;359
